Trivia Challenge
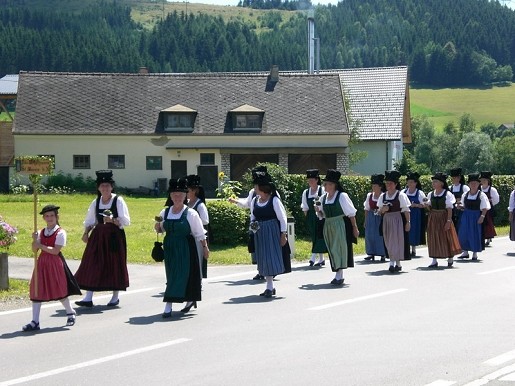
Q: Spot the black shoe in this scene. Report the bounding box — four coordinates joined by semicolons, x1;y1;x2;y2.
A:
106;299;120;307
410;251;416;257
66;313;76;326
330;278;344;286
162;311;172;319
448;261;454;268
380;256;386;262
388;266;395;273
394;265;402;272
75;300;93;307
180;301;197;313
404;256;412;261
472;256;478;261
22;321;40;332
428;263;438;268
309;261;314;267
458;253;470;259
253;274;264;280
259;289;276;298
314;260;325;267
485;240;491;247
364;256;375;261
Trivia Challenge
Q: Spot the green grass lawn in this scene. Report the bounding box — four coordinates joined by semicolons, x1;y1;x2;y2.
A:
410;83;515;130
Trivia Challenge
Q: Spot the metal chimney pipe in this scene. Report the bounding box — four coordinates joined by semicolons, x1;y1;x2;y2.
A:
307;10;315;74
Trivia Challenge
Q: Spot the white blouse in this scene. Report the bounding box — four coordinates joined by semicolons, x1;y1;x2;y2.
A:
481;186;500;206
301;186;325;211
37;225;66;246
461;191;491;211
189;199;209;226
450;183;470;195
319;191;357;217
377;190;411;212
363;192;381;211
157;206;207;241
426;190;455;209
250;196;288;232
509;190;515;212
84;194;131;229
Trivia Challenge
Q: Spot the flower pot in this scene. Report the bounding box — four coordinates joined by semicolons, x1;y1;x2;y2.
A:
0;252;8;290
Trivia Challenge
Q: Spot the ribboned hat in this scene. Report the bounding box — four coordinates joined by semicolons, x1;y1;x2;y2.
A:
186;174;201;188
39;204;60;215
251;165;268;184
322;169;341;184
167;177;189;193
467;173;481;183
431;172;448;183
95;170;114;185
306;169;319;179
384;170;401;183
406;172;420;182
370;174;385;185
449;168;463;177
480;171;493;180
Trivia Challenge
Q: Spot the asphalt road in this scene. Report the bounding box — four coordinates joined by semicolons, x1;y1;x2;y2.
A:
2;238;515;386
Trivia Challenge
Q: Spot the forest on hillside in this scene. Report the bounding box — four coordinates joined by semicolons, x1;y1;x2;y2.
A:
0;0;513;86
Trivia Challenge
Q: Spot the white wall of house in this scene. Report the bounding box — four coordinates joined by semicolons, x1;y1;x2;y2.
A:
14;135;222;188
350;140;403;175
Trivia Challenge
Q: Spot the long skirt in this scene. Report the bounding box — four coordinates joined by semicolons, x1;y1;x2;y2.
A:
510;215;515;241
427;209;462;258
75;223;129;291
254;219;285;277
408;207;426;246
382;212;408;262
194;239;208;279
365;211;385;256
306;210;328;253
483;209;497;239
323;214;349;270
458;209;484;252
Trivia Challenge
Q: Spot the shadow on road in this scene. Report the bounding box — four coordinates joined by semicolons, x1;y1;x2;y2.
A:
299;283;349;290
128;313;194;325
0;326;70;340
223;294;284;304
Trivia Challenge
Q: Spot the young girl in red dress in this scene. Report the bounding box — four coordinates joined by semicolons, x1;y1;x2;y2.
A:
23;205;81;332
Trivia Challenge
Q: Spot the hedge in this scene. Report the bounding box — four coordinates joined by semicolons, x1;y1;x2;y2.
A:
207;173;515;246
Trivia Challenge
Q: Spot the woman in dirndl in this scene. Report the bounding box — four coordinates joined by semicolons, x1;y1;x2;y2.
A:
363;174;387;261
377;170;411;273
480;171;499;246
155;177;208;317
74;170;130;308
449;168;469;233
402;172;427;258
300;169;327;267
23;205;81;332
316;169;359;285
186;174;210;279
458;173;490;261
425;172;462;268
250;171;289;298
509;187;515;243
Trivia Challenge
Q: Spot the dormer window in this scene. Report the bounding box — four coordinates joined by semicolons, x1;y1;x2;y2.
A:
230;104;264;132
161;104;197;132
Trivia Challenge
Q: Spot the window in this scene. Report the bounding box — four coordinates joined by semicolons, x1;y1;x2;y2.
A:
73;155;90;169
200;153;215;165
146;156;162;170
233;114;262;130
164;113;195;132
108;155;125;169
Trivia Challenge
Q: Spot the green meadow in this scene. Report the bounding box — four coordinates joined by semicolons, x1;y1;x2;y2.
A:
409;83;515;130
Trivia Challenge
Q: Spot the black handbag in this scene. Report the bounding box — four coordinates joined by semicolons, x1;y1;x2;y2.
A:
151;241;164;262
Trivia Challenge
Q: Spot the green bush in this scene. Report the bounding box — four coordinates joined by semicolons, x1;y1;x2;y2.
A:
207;200;249;246
46;171;96;192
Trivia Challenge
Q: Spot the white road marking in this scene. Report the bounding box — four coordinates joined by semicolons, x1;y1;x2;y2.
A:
477;266;515;275
0;287;160;316
499;372;515;381
484;349;515;366
463;364;515;385
424;380;456;386
0;338;191;385
307;288;408;310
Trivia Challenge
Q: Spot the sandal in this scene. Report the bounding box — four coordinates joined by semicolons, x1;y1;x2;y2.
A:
22;321;40;332
66;313;76;327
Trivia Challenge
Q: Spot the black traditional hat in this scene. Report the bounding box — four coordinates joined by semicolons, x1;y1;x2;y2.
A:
480;171;493;180
253;172;273;186
431;172;448;183
406;172;420;182
168;177;188;193
39;204;60;215
252;165;268;184
95;170;114;185
306;169;319;179
323;169;342;184
384;170;401;183
467;173;481;183
370;174;385;185
186;174;201;188
449;168;463;177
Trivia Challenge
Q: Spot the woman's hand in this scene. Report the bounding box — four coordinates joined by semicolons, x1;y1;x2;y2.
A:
405;222;411;232
444;221;451;231
478;214;485;224
280;233;287;247
353;226;359;238
32;231;38;242
81;233;88;243
203;245;210;259
154;223;162;233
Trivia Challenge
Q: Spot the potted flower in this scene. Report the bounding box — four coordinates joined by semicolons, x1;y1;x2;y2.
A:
0;216;18;290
